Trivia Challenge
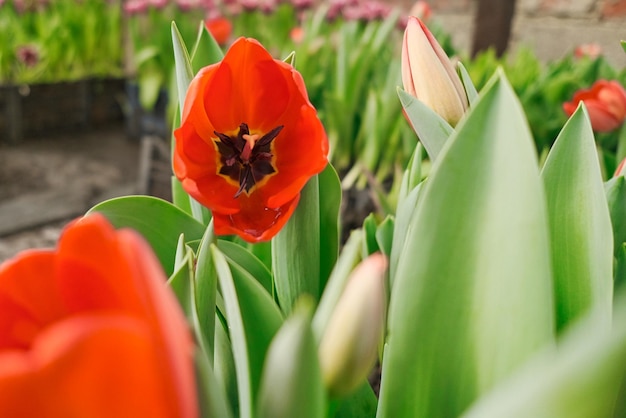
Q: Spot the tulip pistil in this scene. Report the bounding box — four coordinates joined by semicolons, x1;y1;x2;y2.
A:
214;123;283;197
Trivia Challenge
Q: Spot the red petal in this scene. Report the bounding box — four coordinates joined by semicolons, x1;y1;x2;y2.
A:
213;193;301;242
0;315;187;418
204;38;291;134
0;251;66;350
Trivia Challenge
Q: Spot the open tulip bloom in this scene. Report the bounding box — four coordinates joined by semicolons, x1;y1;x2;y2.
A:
174;37;329;243
3;14;626;418
563;80;626;133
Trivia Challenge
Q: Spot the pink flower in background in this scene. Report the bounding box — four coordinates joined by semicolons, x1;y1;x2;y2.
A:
563;80;626;132
124;0;148;14
574;43;602;59
290;0;313;11
16;45;39;67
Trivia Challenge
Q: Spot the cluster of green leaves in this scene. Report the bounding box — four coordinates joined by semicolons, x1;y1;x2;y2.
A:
0;0;122;83
84;23;626;417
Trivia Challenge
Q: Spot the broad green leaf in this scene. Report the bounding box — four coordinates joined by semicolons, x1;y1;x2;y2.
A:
195;348;234;418
541;103;613;333
167;235;194;317
362;213;380;255
212;246;253;418
213;245;283;417
227;261;283;401
190;20;224;74
621;40;626;54
616;244;626;289
217;240;273;295
171;21;194;113
457;61;479;104
397;87;454;162
461;289;626;418
88;195;205;276
319;164;342;291
214;316;240;416
388;183;422;285
312;230;364;341
256;298;325;418
334;382;378;418
375;215;394;258
272;175;321;314
379;71;554;418
606;176;626;258
194;223;218;360
397;143;423;206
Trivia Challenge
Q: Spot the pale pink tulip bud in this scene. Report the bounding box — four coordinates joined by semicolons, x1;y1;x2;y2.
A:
401;16;468;126
318;253;387;397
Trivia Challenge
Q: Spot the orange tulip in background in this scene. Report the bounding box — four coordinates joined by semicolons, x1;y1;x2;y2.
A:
0;214;197;418
174;37;329;243
205;16;232;46
563;80;626;132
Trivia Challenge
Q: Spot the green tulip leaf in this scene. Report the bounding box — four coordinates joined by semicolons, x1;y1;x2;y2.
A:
217;240;273;295
213;245;283;417
190;20;224;74
88;195;205;276
319;164;342;291
615;243;626;289
605;176;626;258
272;175;321;314
457;61;479;104
167;234;194;317
171;21;194;112
379;70;555;418
333;381;378;418
256;298;325;418
214;317;240;415
375;215;394;258
194;222;218;360
195;348;234;418
362;213;380;256
461;289;626;418
397;87;454;162
541;103;613;333
388;182;422;285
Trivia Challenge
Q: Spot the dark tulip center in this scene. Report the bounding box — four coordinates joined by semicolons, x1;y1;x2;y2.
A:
214;122;283;197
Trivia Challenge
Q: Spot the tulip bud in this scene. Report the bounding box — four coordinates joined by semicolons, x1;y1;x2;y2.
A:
318;253;387;397
401;16;468;126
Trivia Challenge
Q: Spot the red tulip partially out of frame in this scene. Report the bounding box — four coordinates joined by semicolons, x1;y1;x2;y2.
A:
174;37;329;242
563;80;626;133
0;214;197;418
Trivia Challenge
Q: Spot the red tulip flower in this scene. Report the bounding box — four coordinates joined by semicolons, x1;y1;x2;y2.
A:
205;16;232;46
0;214;197;418
563;80;626;133
174;37;329;242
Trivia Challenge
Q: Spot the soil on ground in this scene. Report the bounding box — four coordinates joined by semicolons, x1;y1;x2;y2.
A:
0;124;140;262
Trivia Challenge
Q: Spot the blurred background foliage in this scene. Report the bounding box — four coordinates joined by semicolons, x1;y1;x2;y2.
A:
3;0;626;192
